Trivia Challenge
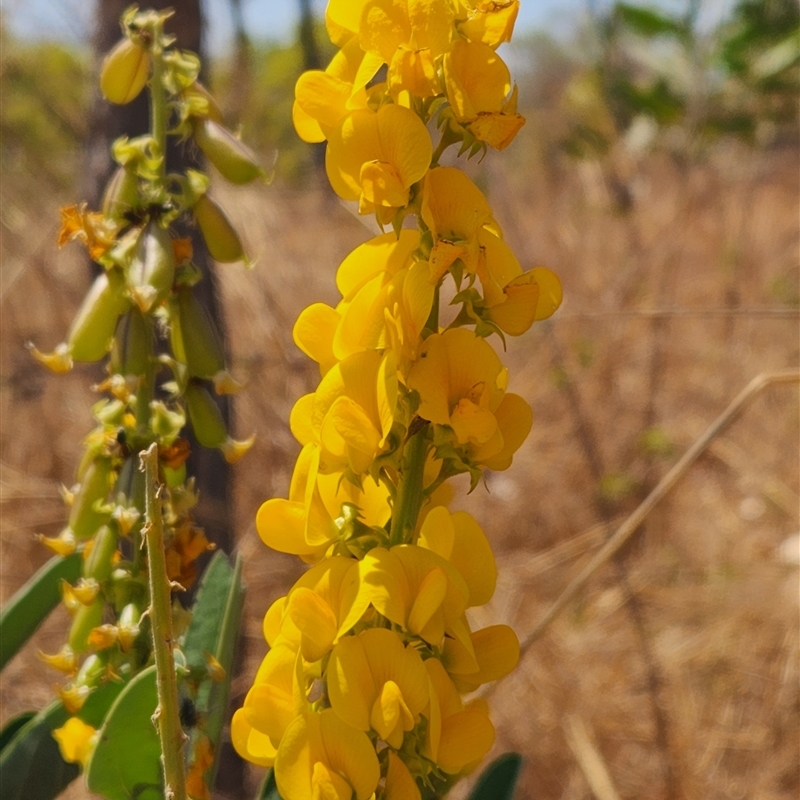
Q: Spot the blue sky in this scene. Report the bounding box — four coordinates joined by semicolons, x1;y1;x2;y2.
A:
3;0;731;55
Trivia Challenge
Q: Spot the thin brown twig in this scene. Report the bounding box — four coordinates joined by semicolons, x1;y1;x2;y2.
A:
522;368;800;648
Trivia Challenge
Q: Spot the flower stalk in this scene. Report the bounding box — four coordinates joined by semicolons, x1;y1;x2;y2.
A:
142;444;187;800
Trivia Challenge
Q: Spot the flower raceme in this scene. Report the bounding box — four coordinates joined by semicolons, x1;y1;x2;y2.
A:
237;2;561;798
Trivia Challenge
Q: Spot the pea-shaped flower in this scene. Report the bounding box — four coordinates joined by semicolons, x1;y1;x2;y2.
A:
455;0;520;47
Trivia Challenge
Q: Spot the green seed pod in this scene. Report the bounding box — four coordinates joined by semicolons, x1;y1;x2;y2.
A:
193;195;245;263
183;81;225;125
171;286;225;379
185;383;227;449
127;221;176;313
68;600;104;654
75;653;107;687
100;38;150;105
192;118;264;185
67;457;114;541
83;524;118;583
67;269;130;363
110;307;152;377
102;165;139;222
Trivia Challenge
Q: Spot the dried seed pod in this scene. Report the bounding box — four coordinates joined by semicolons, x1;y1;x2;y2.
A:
192;118;264;185
100;38;150;105
66;457;113;541
127;221;176;313
68;269;130;363
193;195;245;263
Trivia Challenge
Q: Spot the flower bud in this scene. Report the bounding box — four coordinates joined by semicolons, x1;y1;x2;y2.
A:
71;578;101;605
68;269;130;363
66;457;113;541
117;602;142;651
192;118;264;184
110;307;152;377
38;528;77;557
100;38;150;105
83;524;118;583
102;165;139;222
127;221;176;313
38;644;78;675
193;195;245;263
68;599;104;654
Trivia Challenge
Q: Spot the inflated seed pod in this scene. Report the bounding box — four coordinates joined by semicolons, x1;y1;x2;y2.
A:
193;195;245;263
66;457;113;541
110;307;152;377
170;286;225;379
67;268;130;363
102;165;139;222
100;38;150;105
127;221;176;313
185;383;227;449
83;524;118;583
192;118;264;184
68;600;104;653
184;81;225;125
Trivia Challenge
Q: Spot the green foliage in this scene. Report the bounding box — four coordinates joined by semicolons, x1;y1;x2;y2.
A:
86;666;162;800
0;553;81;670
257;770;281;800
467;753;524;800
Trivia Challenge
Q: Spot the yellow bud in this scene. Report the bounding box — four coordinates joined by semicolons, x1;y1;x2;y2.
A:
59;684;92;714
71;578;101;605
38;529;77;557
88;624;118;650
193;195;245;263
100;38;150;105
127;222;176;313
29;342;73;374
220;434;255;464
192;118;264;185
38;645;78;675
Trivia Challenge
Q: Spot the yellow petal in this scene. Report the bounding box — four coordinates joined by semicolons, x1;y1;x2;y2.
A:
385;751;421;800
449;511;497;606
360;160;409;207
473;392;532;471
257;498;320;557
443;39;510;121
290;394;317;446
295;71;353;136
375;103;433;189
458;0;519;47
371;679;413;746
454;624;520;691
486;273;540;336
53;717;97;767
437;708;495;774
294;303;341;375
286;587;339;662
292;99;325;144
336;230;420;298
468;111;525;150
358;547;410;626
326;0;370;46
531;266;562;320
232;708;277;767
328;634;377;731
417;505;455;559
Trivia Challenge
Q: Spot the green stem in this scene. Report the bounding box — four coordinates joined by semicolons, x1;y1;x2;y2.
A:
390;429;429;547
149;20;167;187
142;444;187;800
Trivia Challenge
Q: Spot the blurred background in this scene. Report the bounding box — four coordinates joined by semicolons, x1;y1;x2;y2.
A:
1;1;798;798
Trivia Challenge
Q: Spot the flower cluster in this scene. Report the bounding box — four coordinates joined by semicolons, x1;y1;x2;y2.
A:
235;2;561;798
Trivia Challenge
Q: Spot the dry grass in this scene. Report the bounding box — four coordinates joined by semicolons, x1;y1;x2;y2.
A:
1;134;798;800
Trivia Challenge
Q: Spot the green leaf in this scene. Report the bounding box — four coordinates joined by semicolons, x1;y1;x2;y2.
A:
85;666;163;800
0;678;125;800
186;552;246;790
257;769;282;800
0;712;36;753
615;3;685;38
468;753;523;800
0;552;81;670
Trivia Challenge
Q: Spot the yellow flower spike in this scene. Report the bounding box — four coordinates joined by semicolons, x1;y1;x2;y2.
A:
468;391;532;471
444;623;520;692
326;105;432;213
385;750;422;800
424;659;494;774
293;303;342;375
420;168;494;279
408;328;506;446
231;708;277;767
456;0;520;48
38;644;78;675
245;643;304;747
418;507;497;607
274;709;380;800
53;717;98;767
359;0;455;98
327;628;428;747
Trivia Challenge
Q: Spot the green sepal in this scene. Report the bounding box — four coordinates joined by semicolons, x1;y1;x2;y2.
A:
85;665;163;800
467;753;523;800
0;552;81;670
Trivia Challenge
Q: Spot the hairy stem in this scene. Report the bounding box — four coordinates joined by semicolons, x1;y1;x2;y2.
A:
142;444;187;800
390;429;429;547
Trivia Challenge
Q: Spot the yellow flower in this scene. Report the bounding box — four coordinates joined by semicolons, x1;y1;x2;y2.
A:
231;708;277;767
327;628;429;747
442;623;520;692
53;717;98;768
359;0;455;98
326;0;371;46
408;328;505;446
466;391;532;471
274;709;380;800
424;658;495;774
419;167;494;280
326;104;432;219
386;751;422;800
443;39;525;150
256;443;390;560
455;0;520;47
